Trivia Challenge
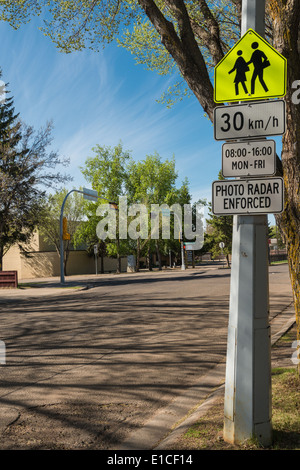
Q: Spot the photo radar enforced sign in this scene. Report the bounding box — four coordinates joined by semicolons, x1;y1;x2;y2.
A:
212;177;284;215
214;29;287;103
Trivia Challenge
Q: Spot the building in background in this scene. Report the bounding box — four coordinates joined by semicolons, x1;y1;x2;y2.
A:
3;231;127;279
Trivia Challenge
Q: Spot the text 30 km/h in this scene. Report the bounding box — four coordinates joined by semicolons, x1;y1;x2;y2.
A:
214;100;286;140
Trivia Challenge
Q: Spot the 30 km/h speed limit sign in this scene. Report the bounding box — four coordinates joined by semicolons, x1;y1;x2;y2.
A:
222;139;276;177
214;99;286;140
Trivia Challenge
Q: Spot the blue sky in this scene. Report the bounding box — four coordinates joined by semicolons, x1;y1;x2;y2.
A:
0;17;222;208
1;16;281;227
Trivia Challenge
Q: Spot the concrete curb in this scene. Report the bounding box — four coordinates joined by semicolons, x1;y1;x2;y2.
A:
154;385;226;450
118;361;227;450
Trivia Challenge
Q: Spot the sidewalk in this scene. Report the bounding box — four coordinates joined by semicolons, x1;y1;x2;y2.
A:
0;263;228;298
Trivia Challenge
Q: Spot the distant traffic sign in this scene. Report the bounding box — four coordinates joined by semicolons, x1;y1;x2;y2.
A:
214;29;287;103
222;139;276;177
214;99;285;141
184;242;197;251
83;187;98;201
212;177;284;215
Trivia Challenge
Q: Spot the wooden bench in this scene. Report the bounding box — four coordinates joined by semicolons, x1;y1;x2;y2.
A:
0;271;18;288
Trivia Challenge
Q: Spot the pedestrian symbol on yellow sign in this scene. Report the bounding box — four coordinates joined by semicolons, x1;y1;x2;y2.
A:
247;41;270;94
228;50;250;96
214;29;286;103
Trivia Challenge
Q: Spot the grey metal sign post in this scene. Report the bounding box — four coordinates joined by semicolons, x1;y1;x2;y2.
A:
94;244;98;275
223;0;273;446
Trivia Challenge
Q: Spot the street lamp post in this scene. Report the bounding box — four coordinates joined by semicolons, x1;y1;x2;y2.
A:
180;237;185;270
60;188;117;284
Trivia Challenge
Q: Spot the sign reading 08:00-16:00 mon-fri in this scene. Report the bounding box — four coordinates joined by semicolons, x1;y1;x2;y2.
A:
222;139;276;178
214;29;287;103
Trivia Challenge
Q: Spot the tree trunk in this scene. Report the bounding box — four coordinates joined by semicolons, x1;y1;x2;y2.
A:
100;241;105;273
155;240;162;270
100;251;104;274
147;245;152;270
137;0;215;119
0;246;3;271
136;238;140;272
116;238;121;274
271;0;300;374
226;253;230;268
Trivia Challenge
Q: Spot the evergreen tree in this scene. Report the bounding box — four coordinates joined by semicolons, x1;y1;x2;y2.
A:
0;77;70;269
205;206;233;267
205;173;233;267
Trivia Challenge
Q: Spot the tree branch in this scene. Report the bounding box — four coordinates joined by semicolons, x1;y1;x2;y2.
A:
196;0;225;63
137;0;215;119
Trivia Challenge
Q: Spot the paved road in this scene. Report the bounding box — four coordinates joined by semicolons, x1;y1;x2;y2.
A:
0;264;294;449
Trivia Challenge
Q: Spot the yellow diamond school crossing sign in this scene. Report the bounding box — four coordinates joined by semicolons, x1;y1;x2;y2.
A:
214;29;287;103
